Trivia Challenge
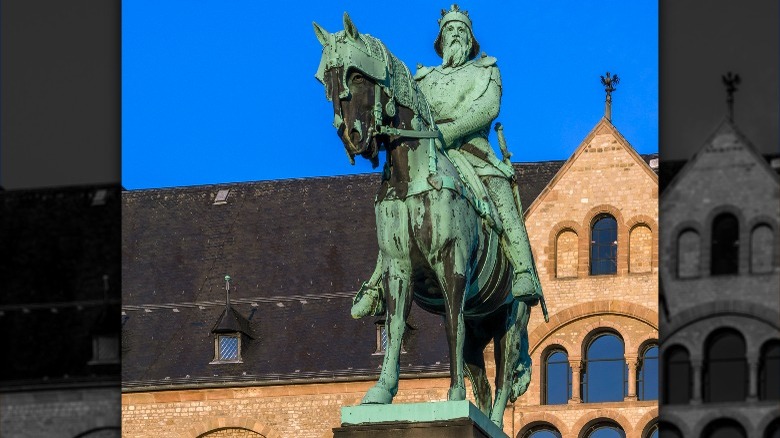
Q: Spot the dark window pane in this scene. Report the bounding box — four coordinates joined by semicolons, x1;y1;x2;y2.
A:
702;420;746;438
546;351;570;404
711;213;739;275
658;422;683;438
590;215;618;275
705;330;746;402
638;346;658;400
664;346;691;404
218;335;239;360
529;429;562;438
583;334;625;402
588;425;625;438
760;341;780;400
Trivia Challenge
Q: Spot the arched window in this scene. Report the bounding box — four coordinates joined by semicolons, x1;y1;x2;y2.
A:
643;422;659;438
711;213;739;275
582;421;626;438
524;424;563;438
543;349;572;404
198;428;263;437
678;229;701;278
765;418;780;438
658;422;683;438
704;329;747;402
582;332;625;402
701;419;747;438
637;344;658;400
663;345;691;404
759;340;780;400
591;214;618;275
556;229;579;278
751;224;774;273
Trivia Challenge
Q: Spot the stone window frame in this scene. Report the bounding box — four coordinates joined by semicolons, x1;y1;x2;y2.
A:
521;422;563;438
589;213;619;276
210;333;243;364
747;216;778;274
579;419;626;438
373;320;406;355
641;421;659;438
636;341;659;401
702;205;746;276
583;204;626;277
758;339;780;401
87;333;120;365
672;222;703;279
626;215;657;275
580;329;627;403
703;327;748;403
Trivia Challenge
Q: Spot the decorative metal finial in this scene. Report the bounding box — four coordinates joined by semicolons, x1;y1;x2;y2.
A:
722;71;740;122
600;72;619;121
224;275;231;307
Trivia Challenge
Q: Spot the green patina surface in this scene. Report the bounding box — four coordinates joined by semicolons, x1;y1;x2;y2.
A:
341;400;509;438
314;6;547;430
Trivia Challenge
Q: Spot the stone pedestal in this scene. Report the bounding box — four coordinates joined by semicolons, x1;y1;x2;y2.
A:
333;400;509;438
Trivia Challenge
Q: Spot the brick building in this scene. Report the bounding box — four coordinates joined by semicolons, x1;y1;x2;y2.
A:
658;118;780;438
120;115;659;437
0;186;122;438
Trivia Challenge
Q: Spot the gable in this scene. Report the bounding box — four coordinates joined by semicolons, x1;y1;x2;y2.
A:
526;118;658;219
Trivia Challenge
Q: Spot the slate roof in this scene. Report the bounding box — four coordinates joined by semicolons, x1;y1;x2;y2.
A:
0;185;121;390
122;157;657;390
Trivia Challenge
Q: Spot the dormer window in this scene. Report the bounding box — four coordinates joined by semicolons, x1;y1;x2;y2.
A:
214;334;242;363
210;276;253;364
89;334;119;365
374;320;408;355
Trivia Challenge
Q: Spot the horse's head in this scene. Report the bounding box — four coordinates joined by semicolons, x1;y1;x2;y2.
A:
313;13;399;167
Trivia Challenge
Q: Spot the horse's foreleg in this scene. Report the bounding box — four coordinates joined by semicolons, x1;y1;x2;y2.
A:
491;300;531;427
361;258;412;405
431;259;468;401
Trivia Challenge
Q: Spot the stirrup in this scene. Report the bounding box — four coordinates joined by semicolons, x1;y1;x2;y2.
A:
351;281;385;319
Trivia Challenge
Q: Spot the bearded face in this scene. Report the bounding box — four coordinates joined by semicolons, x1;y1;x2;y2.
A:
441;21;472;68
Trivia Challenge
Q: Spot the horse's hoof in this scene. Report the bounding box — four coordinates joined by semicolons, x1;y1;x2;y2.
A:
361;385;394;404
447;386;467;401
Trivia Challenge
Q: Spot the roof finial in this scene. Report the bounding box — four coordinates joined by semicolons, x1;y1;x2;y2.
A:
722;71;740;122
224;275;231;307
600;72;619;122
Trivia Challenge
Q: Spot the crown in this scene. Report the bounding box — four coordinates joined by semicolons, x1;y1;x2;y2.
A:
438;4;471;29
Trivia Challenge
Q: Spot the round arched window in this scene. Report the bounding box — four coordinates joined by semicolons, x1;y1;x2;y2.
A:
582;333;625;402
590;215;618;275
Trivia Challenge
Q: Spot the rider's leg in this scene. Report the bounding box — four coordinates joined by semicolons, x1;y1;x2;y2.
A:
483;176;541;304
350;252;385;319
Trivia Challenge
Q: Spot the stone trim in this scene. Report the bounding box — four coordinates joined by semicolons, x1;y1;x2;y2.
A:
662;300;780;340
188;417;280;438
757;407;780;437
571;410;634;438
529;301;659;354
635;409;659;438
703;204;748;276
582;204;626;276
548;221;584;280
515;417;569;438
693;411;753;438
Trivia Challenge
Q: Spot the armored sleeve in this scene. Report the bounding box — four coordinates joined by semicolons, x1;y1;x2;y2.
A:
438;65;502;148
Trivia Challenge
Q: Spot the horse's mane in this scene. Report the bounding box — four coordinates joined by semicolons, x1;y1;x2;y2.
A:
360;34;434;128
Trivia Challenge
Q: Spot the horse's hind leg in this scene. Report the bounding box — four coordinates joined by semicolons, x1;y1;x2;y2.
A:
491;300;531;427
361;257;413;405
464;321;492;416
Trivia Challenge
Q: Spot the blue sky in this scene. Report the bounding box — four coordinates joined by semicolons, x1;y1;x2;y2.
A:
123;1;658;190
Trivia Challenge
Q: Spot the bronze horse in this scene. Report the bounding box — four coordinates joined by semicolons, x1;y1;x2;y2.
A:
314;13;533;427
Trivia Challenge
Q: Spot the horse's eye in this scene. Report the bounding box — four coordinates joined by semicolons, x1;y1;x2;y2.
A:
352;74;364;84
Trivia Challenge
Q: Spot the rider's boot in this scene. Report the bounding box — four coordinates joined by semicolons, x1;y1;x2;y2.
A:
351;252;386;319
484;177;543;306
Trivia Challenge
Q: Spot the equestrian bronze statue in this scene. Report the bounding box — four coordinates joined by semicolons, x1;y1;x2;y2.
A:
313;10;546;428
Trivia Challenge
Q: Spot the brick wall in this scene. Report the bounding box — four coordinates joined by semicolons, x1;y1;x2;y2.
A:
0;387;120;438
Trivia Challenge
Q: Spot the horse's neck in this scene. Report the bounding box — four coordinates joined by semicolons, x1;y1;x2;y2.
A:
385;107;444;185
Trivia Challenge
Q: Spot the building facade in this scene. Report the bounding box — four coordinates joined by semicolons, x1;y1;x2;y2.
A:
658;119;780;438
120;117;659;437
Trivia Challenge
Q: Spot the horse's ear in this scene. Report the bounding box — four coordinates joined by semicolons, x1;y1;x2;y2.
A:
312;22;330;46
343;12;359;40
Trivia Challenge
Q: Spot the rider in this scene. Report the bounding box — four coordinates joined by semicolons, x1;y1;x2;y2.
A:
351;4;544;318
